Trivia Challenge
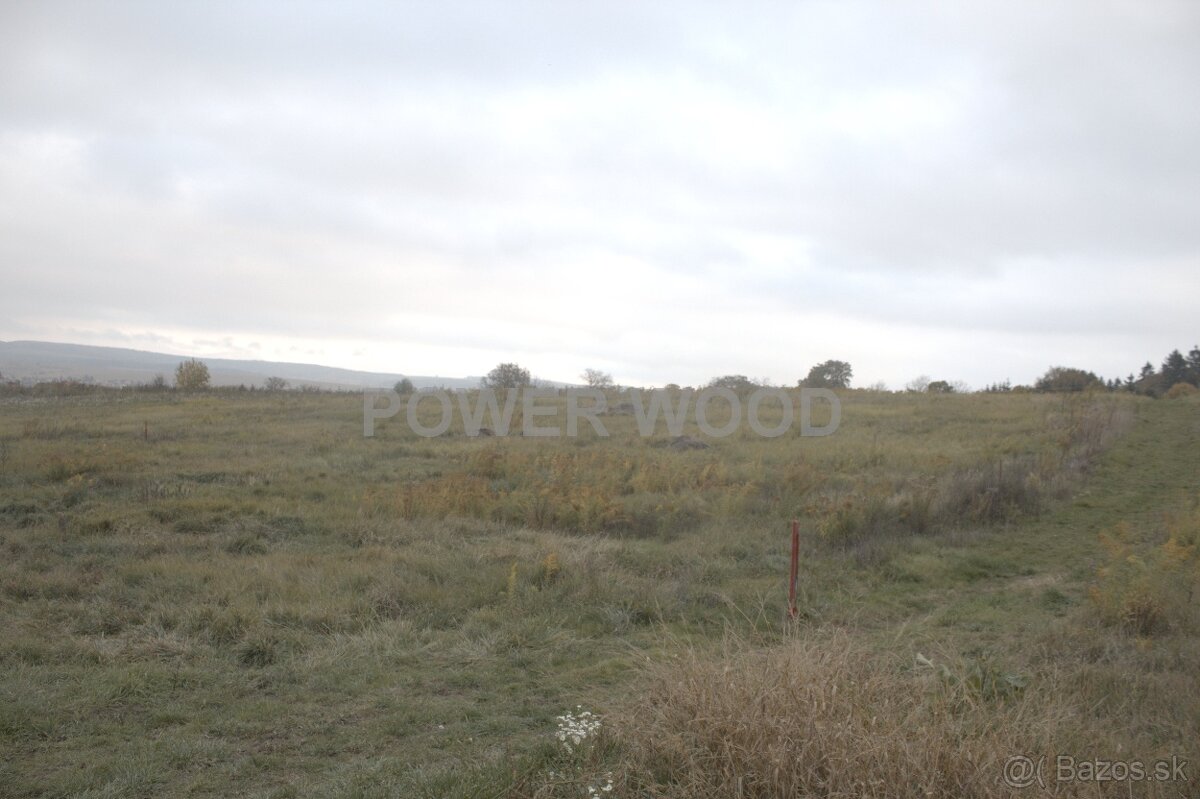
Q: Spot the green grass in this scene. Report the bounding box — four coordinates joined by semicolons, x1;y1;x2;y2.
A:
0;389;1195;796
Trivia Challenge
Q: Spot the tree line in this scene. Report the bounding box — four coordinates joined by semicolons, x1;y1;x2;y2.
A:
995;345;1200;396
381;349;1200;397
12;347;1194;398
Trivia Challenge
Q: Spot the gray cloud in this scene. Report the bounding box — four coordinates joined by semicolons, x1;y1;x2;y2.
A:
2;1;1198;388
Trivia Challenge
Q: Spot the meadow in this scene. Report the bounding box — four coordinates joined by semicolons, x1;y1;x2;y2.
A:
0;387;1196;797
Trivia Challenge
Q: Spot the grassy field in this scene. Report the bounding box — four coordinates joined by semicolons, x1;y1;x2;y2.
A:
0;388;1196;797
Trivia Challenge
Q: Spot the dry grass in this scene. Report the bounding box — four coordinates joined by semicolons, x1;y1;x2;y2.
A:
365;391;1132;546
1089;502;1200;636
523;629;1196;798
0;388;1190;797
612;635;1059;798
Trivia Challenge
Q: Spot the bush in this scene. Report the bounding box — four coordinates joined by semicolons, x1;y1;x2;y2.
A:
1035;366;1101;393
581;368;614;389
1089;515;1198;635
1165;382;1197;399
799;359;852;388
562;633;1064;799
483;362;531;389
706;374;756;391
175;359;210;391
935;457;1043;524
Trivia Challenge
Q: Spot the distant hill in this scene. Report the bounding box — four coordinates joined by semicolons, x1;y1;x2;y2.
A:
0;340;484;390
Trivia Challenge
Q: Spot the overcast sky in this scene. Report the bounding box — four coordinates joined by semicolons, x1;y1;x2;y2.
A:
2;1;1198;387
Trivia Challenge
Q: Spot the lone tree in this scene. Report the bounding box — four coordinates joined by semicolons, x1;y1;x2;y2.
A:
581;368;614;389
926;380;956;394
393;377;415;395
264;376;289;391
1034;366;1101;393
483;362;532;389
1161;349;1190;388
175;359;210;391
707;374;757;391
799;360;852;389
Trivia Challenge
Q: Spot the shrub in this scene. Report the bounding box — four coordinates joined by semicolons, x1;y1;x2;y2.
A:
935;457;1042;524
175;359;210;391
706;374;756;392
816;493;896;546
482;362;532;389
581;368;614;389
1165;382;1197;399
554;633;1066;799
799;359;852;388
1035;366;1102;393
906;375;931;392
1089;515;1199;635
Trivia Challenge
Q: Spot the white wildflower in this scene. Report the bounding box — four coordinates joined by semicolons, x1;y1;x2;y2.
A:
554;707;602;754
548;707;612;794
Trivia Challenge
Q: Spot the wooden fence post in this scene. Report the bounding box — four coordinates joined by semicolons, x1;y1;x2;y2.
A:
788;519;799;619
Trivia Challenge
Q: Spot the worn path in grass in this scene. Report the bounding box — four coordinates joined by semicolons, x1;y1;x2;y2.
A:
868;397;1199;655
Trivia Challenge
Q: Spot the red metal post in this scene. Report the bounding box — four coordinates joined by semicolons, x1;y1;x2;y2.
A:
788;519;799;619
